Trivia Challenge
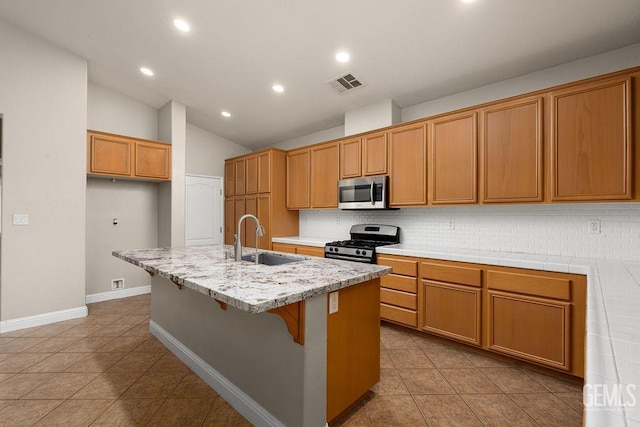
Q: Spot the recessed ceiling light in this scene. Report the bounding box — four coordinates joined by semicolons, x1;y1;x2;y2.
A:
140;67;154;76
459;0;476;3
221;111;231;118
336;52;350;63
173;18;190;32
272;84;284;93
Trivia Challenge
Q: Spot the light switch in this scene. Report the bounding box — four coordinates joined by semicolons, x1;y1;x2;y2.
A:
12;213;29;226
329;292;339;314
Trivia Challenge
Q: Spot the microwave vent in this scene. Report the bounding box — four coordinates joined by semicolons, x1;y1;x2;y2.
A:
325;73;364;94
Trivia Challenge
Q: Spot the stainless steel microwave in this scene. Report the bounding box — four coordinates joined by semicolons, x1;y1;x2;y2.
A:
338;175;388;209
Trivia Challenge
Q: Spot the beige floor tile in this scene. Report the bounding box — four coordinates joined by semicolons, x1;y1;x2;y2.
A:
0;326;43;338
60;337;114;353
379;348;394;369
23;372;99;400
57;324;106;338
365;394;427;426
122;371;185;398
413;394;483;426
90;398;164;426
0;400;14;411
83;313;126;325
0;352;53;373
462;350;512;368
122;323;153;337
555;392;585;414
148;352;190;373
131;336;169;354
334;402;370;427
511;393;583;426
24;337;81;353
107;351;163;373
202;396;252;426
481;367;548;393
413;335;455;352
91;323;137;337
397;368;455;395
147;397;215;426
22;323;77;338
462;394;538;426
387;349;434;369
423;349;476;369
380;333;419;350
71;371;142;399
0;374;13;383
0;399;63;426
370;368;410;395
0;354;13;363
113;314;150;325
33;399;113;426
0;337;48;353
170;372;219;398
97;335;148;353
0;373;57;399
23;352;87;373
65;352;127;373
440;368;502;394
523;369;584;392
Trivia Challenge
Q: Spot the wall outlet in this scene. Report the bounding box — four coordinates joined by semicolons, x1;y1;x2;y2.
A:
329;292;339;314
111;278;125;290
335;216;340;224
588;220;601;234
448;218;455;230
112;217;118;226
12;213;29;226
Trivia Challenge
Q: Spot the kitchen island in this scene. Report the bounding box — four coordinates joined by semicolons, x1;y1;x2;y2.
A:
113;245;391;427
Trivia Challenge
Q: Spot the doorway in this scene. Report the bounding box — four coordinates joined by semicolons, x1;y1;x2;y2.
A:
185;174;223;246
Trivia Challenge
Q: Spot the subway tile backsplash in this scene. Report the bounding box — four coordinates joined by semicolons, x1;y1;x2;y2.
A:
299;203;640;261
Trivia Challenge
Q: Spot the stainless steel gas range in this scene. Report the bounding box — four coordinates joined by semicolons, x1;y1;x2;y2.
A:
324;224;400;264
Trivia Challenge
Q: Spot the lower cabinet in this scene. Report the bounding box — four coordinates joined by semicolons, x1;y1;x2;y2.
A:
272;242;325;257
377;254;586;377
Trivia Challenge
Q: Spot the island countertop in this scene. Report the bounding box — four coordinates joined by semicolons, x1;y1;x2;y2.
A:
113;245;391;314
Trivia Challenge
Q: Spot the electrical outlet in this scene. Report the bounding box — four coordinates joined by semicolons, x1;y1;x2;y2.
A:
111;278;125;290
112;217;118;226
588;220;601;234
335;216;340;224
448;219;455;230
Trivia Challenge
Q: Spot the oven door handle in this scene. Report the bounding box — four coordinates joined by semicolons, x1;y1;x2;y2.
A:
370;182;375;205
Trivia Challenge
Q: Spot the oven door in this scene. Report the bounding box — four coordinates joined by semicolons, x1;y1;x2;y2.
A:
338;175;387;209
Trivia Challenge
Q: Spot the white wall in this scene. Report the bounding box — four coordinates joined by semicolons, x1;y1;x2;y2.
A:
273;125;345;151
185;123;249;177
86;84;160;296
0;20;87;320
344;99;400;136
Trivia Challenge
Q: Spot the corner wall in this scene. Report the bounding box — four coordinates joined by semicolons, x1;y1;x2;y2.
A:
185;123;249;177
0;20;87;320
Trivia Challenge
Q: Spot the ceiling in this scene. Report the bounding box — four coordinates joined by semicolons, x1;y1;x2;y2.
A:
1;0;640;150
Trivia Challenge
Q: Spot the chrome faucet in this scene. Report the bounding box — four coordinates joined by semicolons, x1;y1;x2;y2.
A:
234;214;265;263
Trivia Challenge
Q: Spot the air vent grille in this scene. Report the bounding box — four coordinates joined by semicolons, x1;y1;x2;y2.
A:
325;73;364;94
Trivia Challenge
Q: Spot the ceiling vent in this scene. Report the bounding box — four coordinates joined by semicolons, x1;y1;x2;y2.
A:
325;73;364;94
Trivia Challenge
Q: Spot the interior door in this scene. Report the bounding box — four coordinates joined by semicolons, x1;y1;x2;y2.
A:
186;175;223;246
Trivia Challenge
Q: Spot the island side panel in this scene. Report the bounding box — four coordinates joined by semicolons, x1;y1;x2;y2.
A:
150;275;327;427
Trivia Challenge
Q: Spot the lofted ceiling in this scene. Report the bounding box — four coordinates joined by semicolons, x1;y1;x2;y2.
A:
1;0;640;150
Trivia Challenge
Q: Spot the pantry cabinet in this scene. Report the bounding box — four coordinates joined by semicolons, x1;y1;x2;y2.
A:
234;158;246;196
245;155;258;194
87;130;171;181
224;160;235;197
428;111;478;204
481;96;543;202
258;151;272;193
388;122;427;206
310;142;339;208
550;76;632;201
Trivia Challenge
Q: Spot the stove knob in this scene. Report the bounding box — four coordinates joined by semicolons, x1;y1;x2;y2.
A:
334;248;339;253
362;250;367;256
356;250;361;255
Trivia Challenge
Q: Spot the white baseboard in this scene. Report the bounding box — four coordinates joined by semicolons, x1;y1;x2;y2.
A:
0;305;88;333
150;320;284;427
86;285;151;304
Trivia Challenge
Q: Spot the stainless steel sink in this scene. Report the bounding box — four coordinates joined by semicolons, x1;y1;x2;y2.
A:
241;252;303;266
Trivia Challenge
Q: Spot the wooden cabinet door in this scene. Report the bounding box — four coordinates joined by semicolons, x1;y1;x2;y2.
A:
286;148;310;209
234;197;246;245
88;133;132;176
244;196;257;248
389;122;427;206
134;141;171;180
429;112;477;204
257;195;271;250
339;138;362;179
258;151;271;193
234;158;246;196
422;280;481;346
550;77;632;201
224;160;235;197
310;142;339;208
481;96;543;202
362;131;388;176
296;246;325;257
245;155;258;194
488;290;571;371
272;243;297;253
224;198;235;245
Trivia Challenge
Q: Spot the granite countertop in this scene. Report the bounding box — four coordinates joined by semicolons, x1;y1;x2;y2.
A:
113;245;390;314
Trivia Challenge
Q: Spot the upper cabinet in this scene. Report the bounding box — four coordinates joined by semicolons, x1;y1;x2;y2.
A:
245;154;258;194
389;122;427;206
429;111;478;204
549;76;632;201
224;160;235;197
310;142;339;208
339;132;388;179
286;147;310;209
258;151;272;193
339;138;362;179
87;130;171;181
481;96;544;203
234;157;246;196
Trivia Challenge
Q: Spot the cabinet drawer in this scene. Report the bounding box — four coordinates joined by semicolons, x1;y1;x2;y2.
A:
380;274;417;293
377;256;417;276
296;246;325;257
421;262;481;287
381;288;417;310
487;270;571;300
380;303;417;328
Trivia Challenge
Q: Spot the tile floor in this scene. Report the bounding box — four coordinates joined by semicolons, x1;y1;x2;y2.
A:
0;294;584;426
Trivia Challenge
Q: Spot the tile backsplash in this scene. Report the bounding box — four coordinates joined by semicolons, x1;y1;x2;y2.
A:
299;203;640;261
